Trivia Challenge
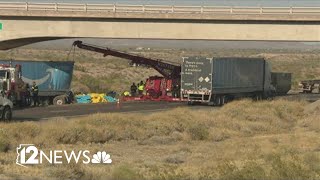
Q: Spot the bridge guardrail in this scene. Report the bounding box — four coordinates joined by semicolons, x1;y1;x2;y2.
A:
0;2;320;15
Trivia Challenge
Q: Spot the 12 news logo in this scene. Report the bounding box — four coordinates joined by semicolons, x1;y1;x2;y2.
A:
16;144;112;167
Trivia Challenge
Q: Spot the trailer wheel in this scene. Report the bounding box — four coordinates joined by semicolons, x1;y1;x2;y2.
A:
254;93;263;101
213;96;221;106
53;95;66;105
1;106;12;121
187;101;194;106
220;96;225;106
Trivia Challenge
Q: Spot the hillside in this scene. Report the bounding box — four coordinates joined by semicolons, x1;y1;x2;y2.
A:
0;48;319;93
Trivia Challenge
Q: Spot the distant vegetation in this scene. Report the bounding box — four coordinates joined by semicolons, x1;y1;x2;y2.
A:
1;48;319;93
0;99;319;179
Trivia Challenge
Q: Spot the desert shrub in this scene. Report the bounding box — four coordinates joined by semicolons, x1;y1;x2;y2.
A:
303;153;320;174
112;165;143;180
299;115;320;133
138;136;179;146
39;122;87;145
6;122;40;140
268;153;318;180
0;131;10;152
0;99;307;148
188;124;209;140
217;151;320;180
218;161;267;180
212;99;304;136
144;165;190;180
81;75;106;93
165;152;185;164
46;163;85;180
209;128;231;142
74;65;87;72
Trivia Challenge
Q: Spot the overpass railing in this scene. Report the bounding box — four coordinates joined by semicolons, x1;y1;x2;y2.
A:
0;2;320;14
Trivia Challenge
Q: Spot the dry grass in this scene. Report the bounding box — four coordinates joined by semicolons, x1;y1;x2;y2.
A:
0;99;319;179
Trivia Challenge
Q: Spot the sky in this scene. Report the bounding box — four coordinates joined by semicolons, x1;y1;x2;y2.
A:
0;0;319;7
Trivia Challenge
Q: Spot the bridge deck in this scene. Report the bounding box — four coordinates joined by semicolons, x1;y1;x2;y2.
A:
1;2;320;21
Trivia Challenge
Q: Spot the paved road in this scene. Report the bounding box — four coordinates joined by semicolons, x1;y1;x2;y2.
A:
13;101;186;121
12;93;320;121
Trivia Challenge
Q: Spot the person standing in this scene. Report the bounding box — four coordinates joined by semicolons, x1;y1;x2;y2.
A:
138;81;145;95
172;84;181;98
31;81;39;106
130;83;137;97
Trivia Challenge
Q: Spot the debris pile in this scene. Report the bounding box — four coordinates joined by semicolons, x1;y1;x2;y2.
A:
75;93;118;104
304;100;320;114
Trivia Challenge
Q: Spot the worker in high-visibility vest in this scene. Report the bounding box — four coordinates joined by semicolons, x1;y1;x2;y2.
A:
31;81;39;106
123;91;130;97
138;81;145;95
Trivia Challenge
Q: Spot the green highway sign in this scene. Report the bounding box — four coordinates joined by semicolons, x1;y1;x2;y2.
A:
0;23;2;30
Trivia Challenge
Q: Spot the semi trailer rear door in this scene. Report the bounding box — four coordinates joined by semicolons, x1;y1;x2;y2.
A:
181;57;213;95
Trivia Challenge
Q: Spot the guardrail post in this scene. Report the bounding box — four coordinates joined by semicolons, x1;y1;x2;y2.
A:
113;4;116;13
290;6;293;14
200;6;203;13
55;3;58;11
172;5;174;13
142;5;145;13
230;6;233;14
84;3;87;12
260;7;263;14
25;2;28;11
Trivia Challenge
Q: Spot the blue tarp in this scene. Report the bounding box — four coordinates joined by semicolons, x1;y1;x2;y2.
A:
76;95;92;104
104;96;117;102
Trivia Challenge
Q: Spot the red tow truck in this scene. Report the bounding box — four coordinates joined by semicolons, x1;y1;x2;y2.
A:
72;41;182;102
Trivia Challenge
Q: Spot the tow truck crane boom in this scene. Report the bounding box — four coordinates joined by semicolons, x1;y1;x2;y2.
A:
72;41;181;79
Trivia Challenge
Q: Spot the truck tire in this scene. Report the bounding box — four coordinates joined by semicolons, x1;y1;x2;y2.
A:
220;96;225;106
53;95;66;105
254;93;263;101
187;101;195;106
1;106;12;121
213;96;221;106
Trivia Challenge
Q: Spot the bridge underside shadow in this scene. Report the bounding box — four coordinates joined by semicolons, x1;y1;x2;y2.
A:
0;37;69;50
0;36;316;51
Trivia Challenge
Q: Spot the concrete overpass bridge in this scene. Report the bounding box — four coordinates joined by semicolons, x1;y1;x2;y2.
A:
1;2;320;50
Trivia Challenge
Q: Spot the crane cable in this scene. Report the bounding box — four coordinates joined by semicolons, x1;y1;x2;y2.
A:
66;44;76;61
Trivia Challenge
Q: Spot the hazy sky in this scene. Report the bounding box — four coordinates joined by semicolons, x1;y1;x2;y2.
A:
0;0;319;6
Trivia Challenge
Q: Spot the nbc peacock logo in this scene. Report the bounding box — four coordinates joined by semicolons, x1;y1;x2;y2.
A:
91;151;112;164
